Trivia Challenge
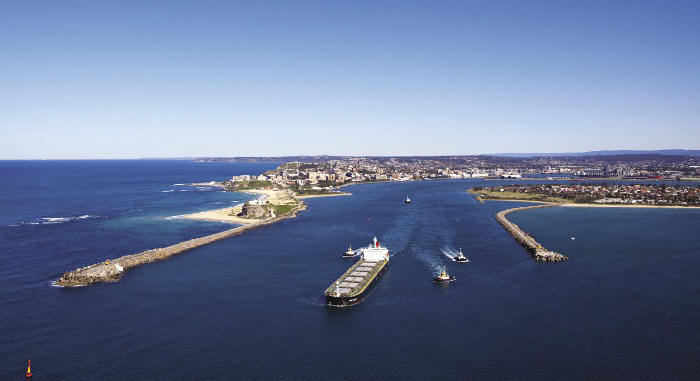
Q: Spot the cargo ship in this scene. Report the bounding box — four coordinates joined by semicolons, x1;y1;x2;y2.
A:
325;237;389;306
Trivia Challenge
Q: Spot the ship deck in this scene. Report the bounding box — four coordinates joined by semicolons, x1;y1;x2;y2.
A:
324;257;388;298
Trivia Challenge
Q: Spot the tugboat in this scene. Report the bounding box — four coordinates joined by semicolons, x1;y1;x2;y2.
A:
343;245;355;258
405;196;411;204
433;268;455;283
454;248;469;263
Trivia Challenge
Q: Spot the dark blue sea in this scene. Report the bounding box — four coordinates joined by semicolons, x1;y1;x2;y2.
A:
1;160;699;380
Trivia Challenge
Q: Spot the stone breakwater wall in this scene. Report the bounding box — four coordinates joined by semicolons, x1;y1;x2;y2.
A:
495;204;568;262
56;203;306;287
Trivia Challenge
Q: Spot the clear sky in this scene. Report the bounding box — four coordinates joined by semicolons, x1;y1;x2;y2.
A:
1;0;699;159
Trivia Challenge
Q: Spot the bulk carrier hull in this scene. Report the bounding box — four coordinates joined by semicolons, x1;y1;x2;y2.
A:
325;237;389;307
325;260;388;306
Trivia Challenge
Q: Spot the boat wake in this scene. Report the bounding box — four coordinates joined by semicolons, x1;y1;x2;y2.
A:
441;247;459;261
416;249;445;273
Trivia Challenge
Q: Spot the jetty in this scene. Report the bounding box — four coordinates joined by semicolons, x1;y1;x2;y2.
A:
495;204;568;262
55;203;306;287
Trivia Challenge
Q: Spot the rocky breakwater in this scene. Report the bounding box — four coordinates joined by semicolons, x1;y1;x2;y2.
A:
495;204;568;262
55;202;306;287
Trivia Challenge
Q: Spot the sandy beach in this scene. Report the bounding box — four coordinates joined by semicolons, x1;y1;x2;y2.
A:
480;198;700;209
560;203;700;209
179;204;255;224
296;192;352;199
179;189;300;224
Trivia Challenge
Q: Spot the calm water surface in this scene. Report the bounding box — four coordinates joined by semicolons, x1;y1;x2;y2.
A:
1;161;699;380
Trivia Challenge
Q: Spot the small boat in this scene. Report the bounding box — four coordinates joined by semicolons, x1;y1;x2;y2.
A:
343;245;355;257
405;196;411;204
454;248;469;263
433;269;455;283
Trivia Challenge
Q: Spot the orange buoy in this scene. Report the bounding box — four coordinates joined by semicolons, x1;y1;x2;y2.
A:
25;360;32;378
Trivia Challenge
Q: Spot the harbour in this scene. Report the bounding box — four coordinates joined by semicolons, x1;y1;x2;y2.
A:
3;162;700;379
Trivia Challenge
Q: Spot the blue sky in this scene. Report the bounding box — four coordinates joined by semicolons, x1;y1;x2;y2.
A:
1;0;699;159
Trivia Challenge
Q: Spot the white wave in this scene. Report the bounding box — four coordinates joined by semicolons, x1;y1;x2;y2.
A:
162;190;174;193
19;215;100;226
43;217;70;222
173;183;185;186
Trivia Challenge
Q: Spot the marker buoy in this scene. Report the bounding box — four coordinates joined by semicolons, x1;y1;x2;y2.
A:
25;360;32;378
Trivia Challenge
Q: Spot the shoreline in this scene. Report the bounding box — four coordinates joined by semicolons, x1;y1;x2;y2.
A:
560;203;700;209
480;198;700;209
180;190;352;223
296;192;352;199
178;205;255;224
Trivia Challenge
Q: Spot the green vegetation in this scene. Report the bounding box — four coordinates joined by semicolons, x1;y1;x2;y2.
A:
271;203;296;216
225;180;273;190
469;188;570;203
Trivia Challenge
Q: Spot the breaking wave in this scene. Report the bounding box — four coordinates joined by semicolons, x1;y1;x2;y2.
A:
13;215;101;227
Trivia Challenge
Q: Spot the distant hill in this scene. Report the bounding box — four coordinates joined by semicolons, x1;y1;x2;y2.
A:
155;150;700;162
490;149;700;158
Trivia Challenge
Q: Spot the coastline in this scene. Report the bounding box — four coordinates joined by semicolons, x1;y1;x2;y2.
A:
178;205;254;224
560;203;700;209
179;188;328;224
296;192;352;199
480;198;700;209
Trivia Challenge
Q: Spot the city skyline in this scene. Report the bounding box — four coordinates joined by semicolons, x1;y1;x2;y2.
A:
2;1;699;159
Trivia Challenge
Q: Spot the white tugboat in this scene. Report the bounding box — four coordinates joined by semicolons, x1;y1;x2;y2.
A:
405;196;411;204
454;248;469;263
433;268;455;283
343;245;355;258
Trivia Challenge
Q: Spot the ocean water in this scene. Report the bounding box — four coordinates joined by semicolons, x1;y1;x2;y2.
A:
1;161;699;380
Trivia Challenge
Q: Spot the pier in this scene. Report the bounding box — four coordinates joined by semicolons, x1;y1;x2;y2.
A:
55;203;306;287
495;204;568;262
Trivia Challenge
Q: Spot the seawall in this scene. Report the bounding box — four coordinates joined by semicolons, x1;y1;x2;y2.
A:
55;203;306;287
495;204;568;262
